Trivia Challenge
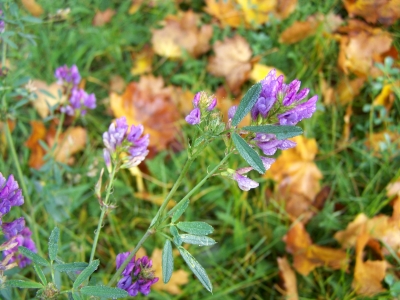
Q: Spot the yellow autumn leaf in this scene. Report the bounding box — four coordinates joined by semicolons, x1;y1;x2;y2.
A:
250;64;284;82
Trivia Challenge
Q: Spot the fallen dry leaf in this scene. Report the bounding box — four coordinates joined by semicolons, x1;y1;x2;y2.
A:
25;121;87;169
337;77;365;105
110;75;180;151
343;0;400;25
21;0;43;17
109;75;126;94
92;9;116;26
204;0;244;28
373;83;395;112
342;104;353;142
151;248;189;294
237;0;277;26
365;130;400;156
207;35;253;94
277;257;299;300
131;47;153;76
352;233;387;296
338;20;393;77
250;64;284;82
31;80;66;119
275;0;298;19
0;120;16;156
283;222;348;276
279;17;319;44
151;10;213;58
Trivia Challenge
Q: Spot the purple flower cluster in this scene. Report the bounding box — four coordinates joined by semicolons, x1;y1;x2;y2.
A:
251;69;318;125
116;252;159;297
0;173;36;268
253;133;296;156
185;92;217;125
55;65;97;116
0;10;5;34
103;117;150;171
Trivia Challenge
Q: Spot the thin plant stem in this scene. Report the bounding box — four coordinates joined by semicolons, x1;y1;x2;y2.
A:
4;121;42;254
89;166;117;264
108;150;233;286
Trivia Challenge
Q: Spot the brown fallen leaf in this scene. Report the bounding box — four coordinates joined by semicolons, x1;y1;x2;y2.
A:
151;10;213;58
275;0;298;20
338;20;393;77
207;35;253;94
237;0;277;26
279;17;319;44
25;121;87;169
31;80;66;119
131;46;153;76
110;75;180;152
343;0;400;25
151;248;189;294
92;9;116;26
352;233;387;296
21;0;43;17
277;257;299;300
337;77;365;105
109;75;126;94
365;130;400;156
283;222;348;276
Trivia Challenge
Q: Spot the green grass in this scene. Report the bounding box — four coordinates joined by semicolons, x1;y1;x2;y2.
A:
1;0;400;299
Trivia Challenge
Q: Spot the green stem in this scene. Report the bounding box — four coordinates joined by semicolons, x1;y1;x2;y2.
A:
89;166;117;264
50;112;65;157
107;229;154;287
4;121;42;254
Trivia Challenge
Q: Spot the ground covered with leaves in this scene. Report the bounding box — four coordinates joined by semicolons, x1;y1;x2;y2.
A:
1;0;400;299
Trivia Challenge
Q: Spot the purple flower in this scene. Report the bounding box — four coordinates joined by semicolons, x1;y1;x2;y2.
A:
233;172;259;191
254;133;296;155
278;95;318;125
228;105;237;120
207;97;217;111
103;117;149;169
0;20;4;34
2;217;25;239
61;88;97;116
54;65;81;86
185;108;201;125
261;157;275;171
3;227;37;268
0;174;24;220
193;92;201;107
116;253;159;297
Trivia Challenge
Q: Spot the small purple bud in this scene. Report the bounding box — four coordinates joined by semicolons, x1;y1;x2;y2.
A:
185;108;201;125
228;105;237;120
233;173;259;191
103;149;112;173
207;97;217;111
193;92;201;107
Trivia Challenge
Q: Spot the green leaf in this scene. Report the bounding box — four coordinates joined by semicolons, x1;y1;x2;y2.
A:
170;225;182;246
177;222;214;236
19;246;50;267
71;292;82;300
48;227;60;262
73;260;99;290
33;264;47;286
232;83;262;126
54;262;88;273
80;286;128;298
171;199;190;223
5;280;43;289
180;234;217;246
232;133;265;174
162;240;174;284
178;247;212;293
242;125;303;140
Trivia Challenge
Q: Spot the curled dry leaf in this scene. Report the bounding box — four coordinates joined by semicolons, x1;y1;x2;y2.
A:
92;9;116;27
110;75;180;152
343;0;400;25
21;0;44;17
352;233;387;296
31;80;66;119
338;20;392;77
25;121;87;169
207;35;253;94
151;10;213;58
283;222;348;276
150;248;189;294
277;257;298;300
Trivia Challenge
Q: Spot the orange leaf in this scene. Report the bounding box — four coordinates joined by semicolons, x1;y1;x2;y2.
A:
25;121;47;169
52;127;87;164
284;223;348;276
279;18;318;44
352;233;387;296
151;11;213;58
110;75;180;152
236;0;277;26
207;35;253;95
92;9;116;27
150;248;189;294
275;0;298;20
21;0;43;17
373;83;395;112
204;0;245;28
277;257;298;300
343;0;400;25
365;130;400;156
31;80;66;118
337;77;365;105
